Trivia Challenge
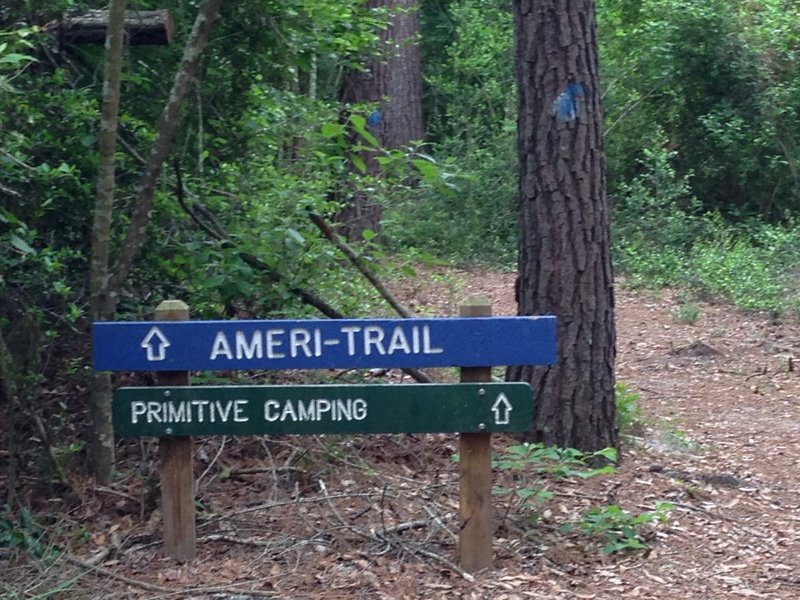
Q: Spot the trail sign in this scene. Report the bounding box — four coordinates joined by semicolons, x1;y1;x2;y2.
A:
93;316;556;372
112;383;534;437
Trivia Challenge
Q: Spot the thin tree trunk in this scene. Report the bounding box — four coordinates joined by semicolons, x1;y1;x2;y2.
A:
87;0;223;481
107;0;223;313
88;0;127;484
509;0;617;452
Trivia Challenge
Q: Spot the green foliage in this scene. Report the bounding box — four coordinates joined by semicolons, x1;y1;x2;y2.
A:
671;292;701;324
570;502;674;554
611;133;705;286
611;131;800;314
491;443;616;516
0;506;52;560
600;0;800;219
689;222;800;312
0;26;37;92
615;381;646;436
387;0;517;266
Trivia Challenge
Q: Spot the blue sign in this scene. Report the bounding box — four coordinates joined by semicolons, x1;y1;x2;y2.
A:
92;316;556;372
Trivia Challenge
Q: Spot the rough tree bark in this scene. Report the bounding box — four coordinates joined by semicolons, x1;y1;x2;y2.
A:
337;0;424;240
508;0;617;452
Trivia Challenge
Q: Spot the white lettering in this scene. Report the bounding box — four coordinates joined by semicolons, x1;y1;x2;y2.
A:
341;326;361;355
191;399;209;422
364;326;386;355
386;326;411;354
132;401;147;424
264;400;280;421
210;332;233;360
236;331;262;359
412;326;420;353
297;399;315;421
260;398;368;423
335;398;351;420
233;399;249;422
147;401;163;423
281;401;298;421
313;329;322;357
290;328;313;358
353;398;367;420
316;398;332;419
266;329;286;359
167;401;188;422
422;325;443;354
214;400;232;422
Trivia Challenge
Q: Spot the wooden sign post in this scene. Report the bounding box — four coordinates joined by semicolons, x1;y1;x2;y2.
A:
154;300;195;561
458;296;494;572
94;300;555;566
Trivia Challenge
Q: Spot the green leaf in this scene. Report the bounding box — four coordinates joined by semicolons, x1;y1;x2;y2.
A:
412;158;440;180
285;228;306;246
349;114;380;146
361;229;377;241
321;122;345;138
350;114;366;130
10;235;35;255
351;154;367;174
401;264;417;277
593;447;618;462
0;53;35;65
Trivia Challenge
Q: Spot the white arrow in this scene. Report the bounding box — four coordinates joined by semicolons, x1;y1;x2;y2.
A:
491;393;512;425
140;326;171;361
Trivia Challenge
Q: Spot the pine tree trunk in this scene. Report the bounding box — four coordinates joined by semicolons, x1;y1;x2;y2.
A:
337;0;424;240
509;0;617;452
381;0;424;148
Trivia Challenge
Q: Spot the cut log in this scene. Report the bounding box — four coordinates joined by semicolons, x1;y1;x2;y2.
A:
57;10;174;46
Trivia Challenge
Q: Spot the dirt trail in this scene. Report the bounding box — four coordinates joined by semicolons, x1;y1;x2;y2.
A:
4;269;800;599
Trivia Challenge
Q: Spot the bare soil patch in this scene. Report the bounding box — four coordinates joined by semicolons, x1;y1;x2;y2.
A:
3;268;800;599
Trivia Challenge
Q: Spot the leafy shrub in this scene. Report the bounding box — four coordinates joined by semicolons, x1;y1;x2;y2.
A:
615;382;646;436
0;506;51;560
491;443;616;519
571;502;674;554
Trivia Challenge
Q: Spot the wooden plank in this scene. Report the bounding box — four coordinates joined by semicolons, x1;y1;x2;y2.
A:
58;10;174;45
155;300;195;562
458;296;493;572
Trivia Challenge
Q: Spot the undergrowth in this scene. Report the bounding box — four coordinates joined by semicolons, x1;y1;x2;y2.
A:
490;443;672;554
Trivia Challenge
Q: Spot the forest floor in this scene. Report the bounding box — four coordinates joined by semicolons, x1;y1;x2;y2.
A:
4;267;800;599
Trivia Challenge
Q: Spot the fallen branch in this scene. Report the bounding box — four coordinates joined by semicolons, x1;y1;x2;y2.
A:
65;554;172;592
308;211;411;318
198;491;384;528
66;553;278;597
172;164;433;383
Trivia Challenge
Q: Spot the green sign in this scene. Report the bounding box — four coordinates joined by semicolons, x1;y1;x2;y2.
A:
113;383;534;437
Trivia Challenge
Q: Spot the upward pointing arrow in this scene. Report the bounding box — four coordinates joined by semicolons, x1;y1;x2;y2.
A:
491;393;512;425
140;326;170;361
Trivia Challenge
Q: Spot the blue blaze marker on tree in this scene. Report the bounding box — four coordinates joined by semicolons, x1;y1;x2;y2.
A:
92;316;556;372
555;82;584;121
